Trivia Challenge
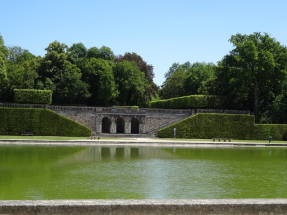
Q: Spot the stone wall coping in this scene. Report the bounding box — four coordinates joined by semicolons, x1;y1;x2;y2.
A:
98;113;146;116
1;199;287;206
0;140;286;147
0;103;249;115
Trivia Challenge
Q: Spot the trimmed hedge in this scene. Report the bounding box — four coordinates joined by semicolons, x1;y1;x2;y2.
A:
113;106;139;109
254;124;287;140
0;108;91;137
157;113;287;140
150;95;222;109
14;89;52;104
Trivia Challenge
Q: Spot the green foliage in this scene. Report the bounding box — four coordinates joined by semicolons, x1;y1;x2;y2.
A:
67;43;87;62
0;36;157;106
80;58;117;106
114;61;146;106
118;52;158;104
158;113;287;140
184;63;216;95
150;95;221;109
7;46;35;63
0;107;91;137
272;89;287;123
0;35;8;101
14;89;52;104
6;52;39;102
254;124;287;140
160;62;215;99
36;41;90;104
211;33;287;121
112;106;139;109
87;46;114;60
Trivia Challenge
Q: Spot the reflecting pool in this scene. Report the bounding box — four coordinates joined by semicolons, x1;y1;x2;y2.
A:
0;145;287;199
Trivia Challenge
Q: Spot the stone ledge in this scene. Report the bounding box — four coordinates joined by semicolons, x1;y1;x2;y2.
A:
0;199;287;215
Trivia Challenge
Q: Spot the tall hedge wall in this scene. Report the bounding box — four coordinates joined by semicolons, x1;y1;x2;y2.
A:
0;108;91;137
14;89;52;104
150;95;222;109
254;124;287;140
157;113;287;140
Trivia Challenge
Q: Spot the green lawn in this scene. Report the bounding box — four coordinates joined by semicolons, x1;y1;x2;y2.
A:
0;135;89;140
161;138;287;144
0;135;286;144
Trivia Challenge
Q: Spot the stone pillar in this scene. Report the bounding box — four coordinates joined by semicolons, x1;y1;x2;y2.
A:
111;116;117;134
125;117;131;134
95;115;102;134
139;117;145;134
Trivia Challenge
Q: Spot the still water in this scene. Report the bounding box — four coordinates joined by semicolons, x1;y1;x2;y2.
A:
0;145;287;200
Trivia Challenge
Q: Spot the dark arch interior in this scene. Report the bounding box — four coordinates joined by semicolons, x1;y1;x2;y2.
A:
102;117;111;133
131;118;139;134
116;117;125;133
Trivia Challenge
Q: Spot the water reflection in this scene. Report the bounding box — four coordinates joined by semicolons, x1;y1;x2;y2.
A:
73;146;174;162
131;148;139;158
0;145;287;200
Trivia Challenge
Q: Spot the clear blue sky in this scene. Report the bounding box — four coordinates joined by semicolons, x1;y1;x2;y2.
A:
1;0;287;85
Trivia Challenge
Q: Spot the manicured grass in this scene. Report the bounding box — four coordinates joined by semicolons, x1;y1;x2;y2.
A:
0;135;286;144
0;135;121;141
0;135;89;140
158;113;287;140
161;137;287;144
0;107;91;137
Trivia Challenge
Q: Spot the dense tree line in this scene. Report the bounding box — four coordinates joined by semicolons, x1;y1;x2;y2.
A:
1;32;287;123
160;33;287;123
0;37;157;106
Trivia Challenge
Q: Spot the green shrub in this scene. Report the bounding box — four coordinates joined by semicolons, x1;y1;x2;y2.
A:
0;108;91;137
254;124;287;140
150;95;222;109
157;113;287;140
112;106;139;109
14;89;52;104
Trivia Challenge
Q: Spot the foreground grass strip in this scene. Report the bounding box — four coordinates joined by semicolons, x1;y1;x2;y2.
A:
161;138;287;144
0;136;88;140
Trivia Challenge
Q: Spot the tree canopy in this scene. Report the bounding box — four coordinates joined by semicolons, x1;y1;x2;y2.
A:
1;32;287;123
160;62;215;99
211;33;287;121
0;37;157;106
159;33;287;123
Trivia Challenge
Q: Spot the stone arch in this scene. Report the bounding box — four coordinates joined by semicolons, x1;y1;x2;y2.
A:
102;117;111;133
131;118;140;134
116;117;125;133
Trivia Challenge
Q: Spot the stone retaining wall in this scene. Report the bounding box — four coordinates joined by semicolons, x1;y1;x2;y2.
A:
0;199;286;215
0;103;249;136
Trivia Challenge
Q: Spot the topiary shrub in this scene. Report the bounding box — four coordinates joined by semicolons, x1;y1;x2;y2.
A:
150;95;222;109
0;107;91;137
14;89;52;104
157;113;287;140
254;124;287;140
158;113;255;139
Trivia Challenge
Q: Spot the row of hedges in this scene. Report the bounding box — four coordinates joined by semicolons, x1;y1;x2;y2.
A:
157;113;287;140
14;89;52;104
254;124;287;140
150;95;222;109
0;108;91;137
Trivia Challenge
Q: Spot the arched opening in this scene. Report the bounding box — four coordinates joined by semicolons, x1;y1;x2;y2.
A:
116;117;125;133
131;118;139;134
102;117;111;133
